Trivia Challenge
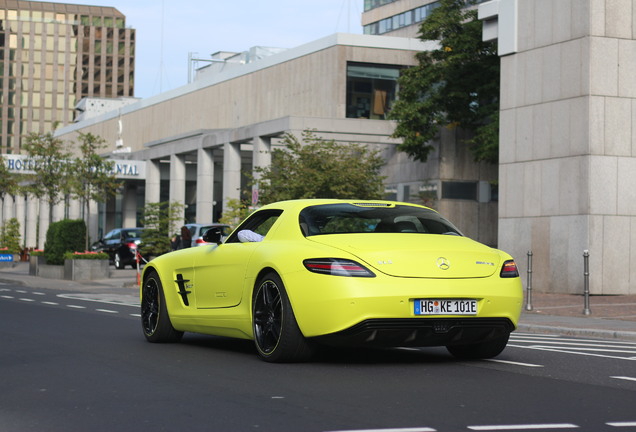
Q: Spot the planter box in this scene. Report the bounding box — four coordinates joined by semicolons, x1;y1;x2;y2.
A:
37;263;65;279
30;256;109;280
29;255;46;275
64;259;110;281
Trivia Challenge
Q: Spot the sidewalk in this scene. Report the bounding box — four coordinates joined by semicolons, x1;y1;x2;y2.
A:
2;261;636;341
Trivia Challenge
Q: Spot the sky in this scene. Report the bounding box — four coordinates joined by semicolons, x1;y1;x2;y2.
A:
56;0;363;99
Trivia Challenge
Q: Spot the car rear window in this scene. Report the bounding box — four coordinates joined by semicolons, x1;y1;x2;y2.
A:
299;203;461;236
122;229;143;238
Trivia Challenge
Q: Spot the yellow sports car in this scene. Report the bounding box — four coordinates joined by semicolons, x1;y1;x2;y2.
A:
140;199;522;362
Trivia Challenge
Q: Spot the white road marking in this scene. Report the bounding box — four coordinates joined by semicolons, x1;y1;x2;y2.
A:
96;309;118;314
507;345;636;361
66;305;86;309
326;428;437;432
57;293;139;307
610;376;636;382
41;301;59;305
19;298;35;302
468;424;579;430
130;313;141;317
486;359;543;368
510;339;636;350
607;421;636;427
1;295;14;299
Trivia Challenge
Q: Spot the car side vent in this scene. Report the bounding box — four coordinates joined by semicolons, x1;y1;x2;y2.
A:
352;202;392;207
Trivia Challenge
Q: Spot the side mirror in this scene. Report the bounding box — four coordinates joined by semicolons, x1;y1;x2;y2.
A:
202;227;223;244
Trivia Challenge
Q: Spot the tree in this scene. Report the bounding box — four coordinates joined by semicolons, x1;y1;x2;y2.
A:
22;130;73;223
219;198;253;229
254;130;386;204
139;201;184;258
69;132;121;250
389;0;500;163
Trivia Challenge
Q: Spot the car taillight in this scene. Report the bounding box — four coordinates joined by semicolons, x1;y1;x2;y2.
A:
126;242;137;250
500;259;519;278
303;258;375;277
195;237;206;244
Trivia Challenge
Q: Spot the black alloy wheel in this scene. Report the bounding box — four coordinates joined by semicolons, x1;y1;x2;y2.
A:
252;272;314;362
141;271;183;343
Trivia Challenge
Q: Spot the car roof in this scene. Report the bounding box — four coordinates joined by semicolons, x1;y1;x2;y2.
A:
257;199;429;212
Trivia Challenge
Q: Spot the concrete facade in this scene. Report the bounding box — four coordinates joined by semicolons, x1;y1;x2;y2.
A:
487;0;636;295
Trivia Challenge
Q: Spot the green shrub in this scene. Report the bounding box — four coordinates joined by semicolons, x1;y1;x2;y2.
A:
0;218;22;254
44;219;86;265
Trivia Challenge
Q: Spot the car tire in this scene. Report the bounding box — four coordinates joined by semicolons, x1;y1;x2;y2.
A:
446;333;510;360
252;272;315;362
141;271;183;343
114;252;125;269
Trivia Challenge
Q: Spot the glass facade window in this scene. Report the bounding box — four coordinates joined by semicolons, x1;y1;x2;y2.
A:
364;0;399;12
364;0;490;35
346;62;401;120
364;2;439;35
0;3;135;152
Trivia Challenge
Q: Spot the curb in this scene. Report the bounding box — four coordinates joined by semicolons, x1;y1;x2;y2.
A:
517;323;636;342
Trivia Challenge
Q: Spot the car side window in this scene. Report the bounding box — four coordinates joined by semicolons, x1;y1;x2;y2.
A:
224;209;282;244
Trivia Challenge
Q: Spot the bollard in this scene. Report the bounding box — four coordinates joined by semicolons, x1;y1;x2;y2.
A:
583;250;591;315
526;251;533;311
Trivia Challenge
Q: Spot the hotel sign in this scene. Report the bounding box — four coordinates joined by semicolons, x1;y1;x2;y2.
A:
2;155;146;180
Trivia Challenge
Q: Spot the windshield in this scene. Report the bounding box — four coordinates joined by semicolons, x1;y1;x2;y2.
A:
299;203;461;236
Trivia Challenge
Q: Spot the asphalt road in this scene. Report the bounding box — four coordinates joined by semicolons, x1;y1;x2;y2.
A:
1;282;636;432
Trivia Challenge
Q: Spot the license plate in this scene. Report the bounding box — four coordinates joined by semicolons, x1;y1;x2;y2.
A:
414;299;477;315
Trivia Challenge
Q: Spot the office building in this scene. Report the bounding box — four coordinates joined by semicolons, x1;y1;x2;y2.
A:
0;0;135;153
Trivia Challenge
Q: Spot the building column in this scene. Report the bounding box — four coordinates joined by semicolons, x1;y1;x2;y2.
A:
252;136;271;206
87;199;99;246
145;159;161;204
52;202;65;222
67;198;81;220
2;195;14;222
25;196;38;249
122;184;138;227
38;199;49;249
196;147;214;222
169;153;186;224
14;195;26;249
485;0;636;294
223;142;242;207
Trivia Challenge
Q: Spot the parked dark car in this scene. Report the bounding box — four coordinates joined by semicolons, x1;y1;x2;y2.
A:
91;228;145;269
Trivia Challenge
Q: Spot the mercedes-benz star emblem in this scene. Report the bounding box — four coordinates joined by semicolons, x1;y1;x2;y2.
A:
436;257;450;270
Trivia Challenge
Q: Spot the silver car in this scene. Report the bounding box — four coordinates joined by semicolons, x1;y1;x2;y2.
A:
184;223;231;247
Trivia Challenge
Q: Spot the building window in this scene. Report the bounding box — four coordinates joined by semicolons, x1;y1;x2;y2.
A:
441;181;477;200
346;62;401;119
364;1;440;35
364;0;399;12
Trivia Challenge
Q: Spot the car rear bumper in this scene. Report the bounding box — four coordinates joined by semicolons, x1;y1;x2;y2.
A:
312;317;515;348
282;271;523;339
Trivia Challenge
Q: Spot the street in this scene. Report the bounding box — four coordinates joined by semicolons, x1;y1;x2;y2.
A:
1;282;635;432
